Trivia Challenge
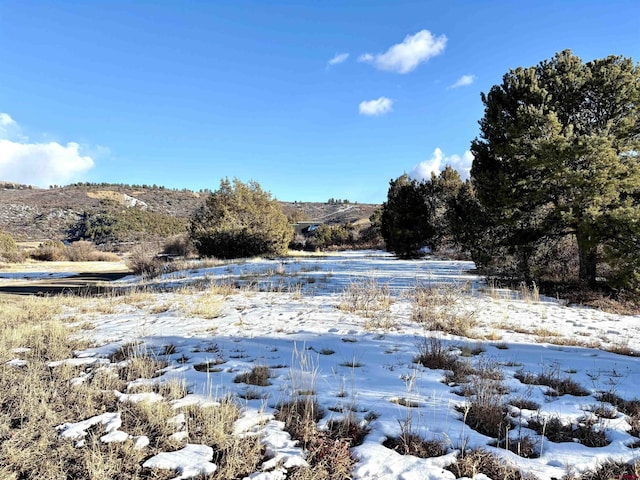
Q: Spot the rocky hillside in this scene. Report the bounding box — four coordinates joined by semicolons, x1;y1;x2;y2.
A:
0;182;379;242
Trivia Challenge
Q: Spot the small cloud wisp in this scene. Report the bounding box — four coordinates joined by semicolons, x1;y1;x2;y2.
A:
449;74;476;88
359;29;447;74
359;97;393;116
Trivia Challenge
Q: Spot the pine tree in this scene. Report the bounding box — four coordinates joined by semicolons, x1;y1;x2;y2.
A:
471;50;640;287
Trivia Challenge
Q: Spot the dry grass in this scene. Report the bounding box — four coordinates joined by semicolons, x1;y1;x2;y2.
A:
382;416;448;458
0;294;263;480
187;293;225;319
234;365;272;386
446;449;537;480
338;277;393;318
275;343;364;480
276;397;325;448
527;415;610;448
493;434;540;459
509;397;541;411
458;379;511;440
414;335;457;371
604;338;640;357
109;343;168;383
276;398;366;480
519;281;540;303
514;365;590;397
412;285;478;337
564;459;640;480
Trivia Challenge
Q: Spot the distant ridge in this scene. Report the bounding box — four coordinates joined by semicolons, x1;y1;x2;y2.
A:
0;183;379;241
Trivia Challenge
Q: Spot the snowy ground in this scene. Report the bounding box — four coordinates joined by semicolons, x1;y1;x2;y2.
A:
16;251;640;479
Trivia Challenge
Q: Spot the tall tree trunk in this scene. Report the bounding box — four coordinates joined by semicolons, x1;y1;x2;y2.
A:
576;230;597;288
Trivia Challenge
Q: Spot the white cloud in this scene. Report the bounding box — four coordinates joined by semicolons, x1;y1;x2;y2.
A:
328;53;349;66
357;53;374;63
410;148;474;181
0;113;95;186
449;74;476;88
0;113;15;127
359;29;447;74
0;113;18;139
359;97;393;116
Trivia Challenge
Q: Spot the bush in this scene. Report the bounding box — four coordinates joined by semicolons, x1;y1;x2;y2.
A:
30;240;120;262
162;234;195;257
0;231;23;263
68;208;187;245
30;240;66;261
189;178;293;259
126;244;165;277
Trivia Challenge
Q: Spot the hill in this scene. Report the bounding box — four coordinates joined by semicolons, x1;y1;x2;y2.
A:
0;182;379;242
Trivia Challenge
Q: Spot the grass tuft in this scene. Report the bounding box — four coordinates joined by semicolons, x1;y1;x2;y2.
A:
514;365;590;397
233;365;272;386
446;449;537;480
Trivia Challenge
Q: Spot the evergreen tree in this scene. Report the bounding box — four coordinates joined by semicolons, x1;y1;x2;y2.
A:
471;50;640;287
189;178;293;259
380;169;462;258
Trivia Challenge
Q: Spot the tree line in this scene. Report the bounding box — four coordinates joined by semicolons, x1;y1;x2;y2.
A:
379;50;640;295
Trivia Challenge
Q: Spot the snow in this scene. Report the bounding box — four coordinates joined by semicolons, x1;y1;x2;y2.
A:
44;251;640;479
57;412;122;442
142;444;217;479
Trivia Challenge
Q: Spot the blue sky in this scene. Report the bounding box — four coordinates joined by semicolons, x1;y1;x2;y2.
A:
1;1;639;203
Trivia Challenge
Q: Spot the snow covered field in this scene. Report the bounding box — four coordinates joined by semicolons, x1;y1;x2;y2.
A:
17;251;640;479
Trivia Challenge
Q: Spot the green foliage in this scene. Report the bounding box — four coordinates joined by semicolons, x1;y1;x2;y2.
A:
380;168;463;258
189;178;293;259
0;231;23;263
380;174;435;258
471;49;640;288
307;224;355;249
69;207;187;244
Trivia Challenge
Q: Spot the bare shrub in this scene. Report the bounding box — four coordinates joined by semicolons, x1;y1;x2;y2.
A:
65;240;101;261
126;243;165;277
162;234;195;257
30;240;66;261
